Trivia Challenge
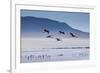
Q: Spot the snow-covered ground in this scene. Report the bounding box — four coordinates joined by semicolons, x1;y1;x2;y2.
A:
20;38;89;63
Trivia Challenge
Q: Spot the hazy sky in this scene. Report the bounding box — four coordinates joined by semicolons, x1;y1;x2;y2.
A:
21;10;90;32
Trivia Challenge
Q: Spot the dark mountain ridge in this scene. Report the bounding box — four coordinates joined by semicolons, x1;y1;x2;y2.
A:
21;16;89;38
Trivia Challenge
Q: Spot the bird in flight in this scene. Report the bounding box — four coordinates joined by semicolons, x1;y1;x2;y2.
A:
46;35;53;38
56;38;61;41
43;29;50;34
59;31;65;35
70;32;78;38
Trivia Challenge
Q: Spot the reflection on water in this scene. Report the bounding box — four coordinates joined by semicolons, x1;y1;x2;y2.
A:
20;47;89;63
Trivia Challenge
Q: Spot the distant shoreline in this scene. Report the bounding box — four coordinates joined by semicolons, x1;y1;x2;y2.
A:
21;47;89;52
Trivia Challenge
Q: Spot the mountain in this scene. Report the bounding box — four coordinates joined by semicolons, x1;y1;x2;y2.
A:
21;16;89;38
